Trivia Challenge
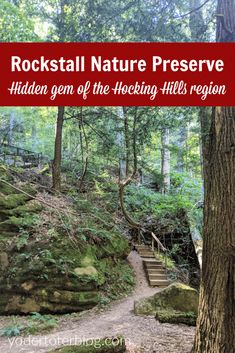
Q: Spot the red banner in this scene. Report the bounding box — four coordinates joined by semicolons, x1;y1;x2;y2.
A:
0;42;234;106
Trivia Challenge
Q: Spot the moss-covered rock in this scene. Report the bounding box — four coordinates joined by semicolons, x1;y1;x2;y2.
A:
46;336;126;353
0;193;32;209
155;309;197;326
4;200;43;216
134;282;198;325
0;166;133;314
0;288;100;314
74;266;98;277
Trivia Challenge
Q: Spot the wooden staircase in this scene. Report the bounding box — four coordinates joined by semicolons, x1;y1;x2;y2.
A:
136;244;170;287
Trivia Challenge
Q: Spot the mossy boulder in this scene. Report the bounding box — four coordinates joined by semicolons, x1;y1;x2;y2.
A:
134;282;198;325
74;266;98;277
155;309;197;326
46;336;126;353
0;193;32;209
4;200;43;216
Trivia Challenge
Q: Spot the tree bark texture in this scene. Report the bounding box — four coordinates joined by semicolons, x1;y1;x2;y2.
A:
161;128;170;193
52;106;64;191
116;107;127;181
193;3;235;352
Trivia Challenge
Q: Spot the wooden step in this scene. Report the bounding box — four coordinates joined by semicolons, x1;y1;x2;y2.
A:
146;268;166;276
138;248;153;252
149;279;170;287
138;252;153;255
143;258;159;263
145;266;163;271
145;261;162;266
139;254;155;258
135;245;149;249
137;247;170;287
136;245;151;248
148;274;167;280
138;249;153;252
144;260;162;265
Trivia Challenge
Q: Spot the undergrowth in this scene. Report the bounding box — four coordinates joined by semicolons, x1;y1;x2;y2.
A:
0;313;58;337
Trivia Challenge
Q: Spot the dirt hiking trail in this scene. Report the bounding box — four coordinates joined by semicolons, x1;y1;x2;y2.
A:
0;251;195;353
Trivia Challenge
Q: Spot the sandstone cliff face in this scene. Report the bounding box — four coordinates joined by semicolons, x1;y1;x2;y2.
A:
0;165;130;314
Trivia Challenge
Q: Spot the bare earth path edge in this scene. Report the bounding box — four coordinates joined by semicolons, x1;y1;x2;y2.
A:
0;251;195;353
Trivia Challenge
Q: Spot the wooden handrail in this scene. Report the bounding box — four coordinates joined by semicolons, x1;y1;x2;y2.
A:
151;232;167;252
0;143;43;167
0;143;41;156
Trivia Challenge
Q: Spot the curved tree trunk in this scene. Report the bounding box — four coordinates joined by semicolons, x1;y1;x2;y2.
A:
192;1;235;352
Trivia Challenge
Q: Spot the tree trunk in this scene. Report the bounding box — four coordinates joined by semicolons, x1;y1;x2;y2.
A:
52;106;64;191
199;106;211;179
192;1;235;352
176;125;187;173
189;1;212;180
116;107;127;181
8;111;15;145
161;128;170;193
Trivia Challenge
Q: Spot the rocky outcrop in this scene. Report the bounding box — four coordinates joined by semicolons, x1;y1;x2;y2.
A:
134;282;198;325
0;165;131;314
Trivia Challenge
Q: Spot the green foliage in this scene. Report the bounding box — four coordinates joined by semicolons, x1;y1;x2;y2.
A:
0;0;38;42
97;260;135;304
155;253;176;270
126;185;192;220
170;172;202;201
0;313;58;337
23;312;58;335
15;229;29;250
125;173;202;224
0;324;22;337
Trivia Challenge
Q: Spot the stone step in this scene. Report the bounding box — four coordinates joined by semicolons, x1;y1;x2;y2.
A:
149;279;170;287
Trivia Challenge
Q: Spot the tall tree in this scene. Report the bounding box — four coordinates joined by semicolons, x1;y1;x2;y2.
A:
189;0;213;180
50;0;68;191
161;128;170;193
192;1;235;352
52;106;64;191
116;107;127;181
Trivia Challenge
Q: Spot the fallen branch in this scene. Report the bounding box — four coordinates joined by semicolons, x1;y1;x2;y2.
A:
0;178;63;212
0;178;114;229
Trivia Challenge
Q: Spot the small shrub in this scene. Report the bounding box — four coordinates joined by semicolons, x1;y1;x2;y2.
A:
23;312;58;335
0;325;22;337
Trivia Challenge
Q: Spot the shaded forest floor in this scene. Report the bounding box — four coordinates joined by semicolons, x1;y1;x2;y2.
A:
0;251;195;353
